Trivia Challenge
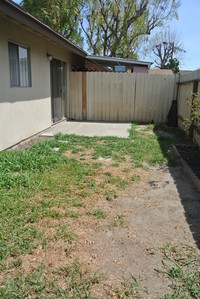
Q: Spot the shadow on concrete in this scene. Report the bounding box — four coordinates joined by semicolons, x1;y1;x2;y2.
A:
154;125;200;249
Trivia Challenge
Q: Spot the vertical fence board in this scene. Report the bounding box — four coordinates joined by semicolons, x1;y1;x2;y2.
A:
130;74;136;121
178;82;193;121
156;76;163;122
69;72;82;120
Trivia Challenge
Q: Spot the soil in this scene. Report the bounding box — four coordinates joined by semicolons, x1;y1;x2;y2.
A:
76;164;200;298
176;144;200;180
18;162;200;298
10;135;52;151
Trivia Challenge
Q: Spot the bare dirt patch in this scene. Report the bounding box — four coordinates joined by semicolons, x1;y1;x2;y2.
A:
14;162;200;298
62;164;200;298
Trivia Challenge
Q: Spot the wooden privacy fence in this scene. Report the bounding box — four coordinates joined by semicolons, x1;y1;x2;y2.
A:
69;72;176;123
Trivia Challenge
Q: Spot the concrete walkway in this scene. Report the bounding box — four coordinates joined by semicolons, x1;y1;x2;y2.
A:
40;121;131;138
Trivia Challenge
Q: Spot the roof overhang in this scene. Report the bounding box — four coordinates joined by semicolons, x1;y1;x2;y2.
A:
86;55;152;68
0;0;87;58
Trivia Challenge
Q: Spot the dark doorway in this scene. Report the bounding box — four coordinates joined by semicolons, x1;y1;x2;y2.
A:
51;59;66;123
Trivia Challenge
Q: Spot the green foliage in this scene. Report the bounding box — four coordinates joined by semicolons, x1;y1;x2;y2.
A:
82;0;180;58
20;0;84;46
183;93;200;137
164;58;180;73
0;142;66;189
19;0;180;59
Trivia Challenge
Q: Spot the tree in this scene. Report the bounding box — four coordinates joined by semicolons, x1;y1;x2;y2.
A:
164;58;180;73
184;92;200;140
150;29;185;71
81;0;181;58
20;0;84;47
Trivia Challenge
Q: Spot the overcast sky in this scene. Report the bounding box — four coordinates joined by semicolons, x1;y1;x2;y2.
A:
13;0;200;70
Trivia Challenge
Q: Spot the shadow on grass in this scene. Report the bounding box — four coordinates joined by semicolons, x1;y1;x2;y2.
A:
154;124;200;249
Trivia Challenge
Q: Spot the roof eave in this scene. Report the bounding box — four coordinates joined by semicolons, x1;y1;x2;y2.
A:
0;0;87;58
86;55;152;68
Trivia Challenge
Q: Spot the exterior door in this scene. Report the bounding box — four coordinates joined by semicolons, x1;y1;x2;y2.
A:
51;59;65;123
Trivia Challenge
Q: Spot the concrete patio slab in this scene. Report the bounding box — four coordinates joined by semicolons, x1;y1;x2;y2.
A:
40;121;131;138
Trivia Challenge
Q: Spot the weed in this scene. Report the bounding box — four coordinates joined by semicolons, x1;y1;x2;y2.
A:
70;199;85;207
105;189;118;201
6;258;22;270
66;210;79;219
111;214;126;227
122;167;130;173
86;209;106;219
144;124;154;131
131;174;141;182
112;277;140;298
155;244;200;298
105;173;129;188
54;226;77;254
111;162;120;167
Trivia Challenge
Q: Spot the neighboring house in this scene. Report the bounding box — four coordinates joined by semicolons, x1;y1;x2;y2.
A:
179;70;193;75
86;55;152;73
148;69;194;76
0;0;152;151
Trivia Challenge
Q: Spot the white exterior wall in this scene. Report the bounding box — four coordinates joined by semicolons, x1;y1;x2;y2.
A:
0;15;75;151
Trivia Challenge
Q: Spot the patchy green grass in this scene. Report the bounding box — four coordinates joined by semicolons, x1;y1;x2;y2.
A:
0;143;97;270
0;260;100;299
0;258;143;299
0;123;189;297
51;123;184;167
86;209;107;219
54;224;76;243
104;172;129;188
156;244;200;299
0;124;184;268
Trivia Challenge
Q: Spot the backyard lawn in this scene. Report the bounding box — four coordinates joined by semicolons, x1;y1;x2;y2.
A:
0;124;199;298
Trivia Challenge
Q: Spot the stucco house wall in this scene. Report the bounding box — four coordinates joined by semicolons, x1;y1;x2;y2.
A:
0;12;84;151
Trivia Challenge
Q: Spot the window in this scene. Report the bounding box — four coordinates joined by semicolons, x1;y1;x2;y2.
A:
8;42;31;87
